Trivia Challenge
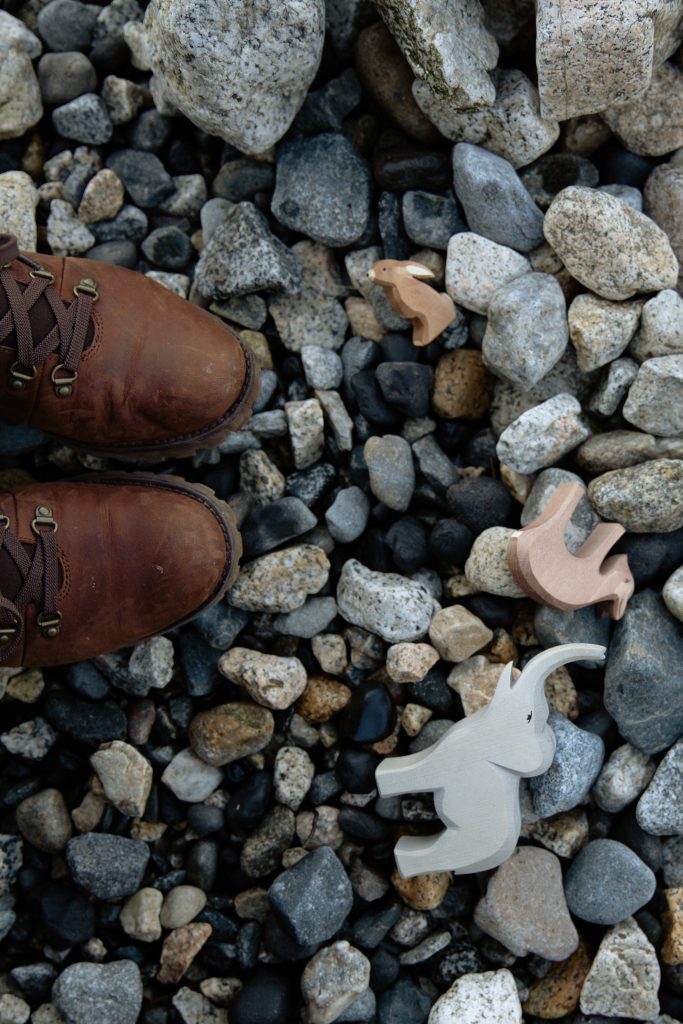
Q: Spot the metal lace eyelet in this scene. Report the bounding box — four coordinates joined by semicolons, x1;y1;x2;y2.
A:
37;611;62;639
0;626;17;646
73;277;98;301
0;515;9;530
29;267;55;284
9;361;37;391
31;505;58;535
51;363;78;398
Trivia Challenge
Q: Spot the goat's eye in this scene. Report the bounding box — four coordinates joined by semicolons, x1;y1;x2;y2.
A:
526;711;533;723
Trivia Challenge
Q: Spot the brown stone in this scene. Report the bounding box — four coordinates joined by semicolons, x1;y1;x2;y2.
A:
297;675;352;723
662;887;683;965
487;629;518;665
524;939;592;1018
432;350;494;420
391;868;451;910
544;666;579;720
157;922;212;984
530;808;589;859
354;22;441;146
188;702;274;766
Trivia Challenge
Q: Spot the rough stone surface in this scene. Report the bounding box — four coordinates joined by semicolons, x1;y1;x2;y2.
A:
521;468;600;554
0;171;38;250
128;0;325;154
645;163;683;292
664;565;683;622
229;545;330;613
604;590;683;754
219;648;307;710
374;0;498;107
445;232;531;315
428;605;492;662
464;527;526;598
530;711;605;817
161;748;223;803
631;289;683;361
52;961;143;1024
337;559;436;643
536;0;676;121
496;394;591;474
588;460;683;533
120;888;163;943
579;917;660;1019
474;847;578;960
415;68;559;168
623;356;683;436
90;740;153;818
364;435;415;512
544;186;679;301
569;293;642;372
428;969;522;1024
0;48;43;141
269;847;353;945
189;702;275;766
637;737;683;835
15;788;72;852
66;833;150;900
483;272;567;388
603;61;683;157
301;941;370;1024
593;743;655;813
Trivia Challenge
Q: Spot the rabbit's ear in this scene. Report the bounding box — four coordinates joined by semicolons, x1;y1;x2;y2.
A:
404;263;434;278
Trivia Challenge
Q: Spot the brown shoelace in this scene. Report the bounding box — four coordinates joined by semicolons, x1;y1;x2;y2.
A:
0;506;61;664
0;233;97;397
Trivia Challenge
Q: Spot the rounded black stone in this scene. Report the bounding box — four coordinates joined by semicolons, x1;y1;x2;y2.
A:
466;593;516;630
351;370;401;429
44;691;126;747
105;149;174;208
385;517;429;572
286;463;337;506
338;808;391;843
213;159;275;201
85;241;138;268
263;912;319;962
186;839;218;892
335;748;380;793
614;528;683;587
464;428;498;466
38;883;95;948
612;808;664;874
429;519;474;571
446;477;512;534
376;362;432;417
225;770;273;827
186;804;225;836
594;142;656;188
178;630;218;697
129;109;171;152
242;497;317;559
373;136;451;191
379;978;432;1024
370;948;400;992
268;847;353;946
407;667;460;717
378;192;410;260
338;681;396;743
353;527;394;573
379;333;417;363
37;0;97;51
65;661;111;701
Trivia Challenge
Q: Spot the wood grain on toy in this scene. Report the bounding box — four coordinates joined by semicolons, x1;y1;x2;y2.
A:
507;482;634;620
376;643;606;878
368;259;456;346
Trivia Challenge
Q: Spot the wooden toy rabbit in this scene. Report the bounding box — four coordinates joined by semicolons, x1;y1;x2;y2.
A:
368;259;456;345
376;643;606;877
507;482;634;619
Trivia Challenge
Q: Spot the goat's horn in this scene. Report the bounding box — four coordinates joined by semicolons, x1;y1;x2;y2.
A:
514;643;606;692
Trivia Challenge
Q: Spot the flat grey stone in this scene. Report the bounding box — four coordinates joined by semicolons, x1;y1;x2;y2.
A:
452;142;545;253
52;960;142;1024
637;737;683;835
268;847;353;945
496;393;590;474
588;459;683;533
623;355;683;436
604;589;683;754
66;833;150;900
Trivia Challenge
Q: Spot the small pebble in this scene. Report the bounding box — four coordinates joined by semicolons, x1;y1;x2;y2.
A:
530;711;605;817
160;885;208;930
218;648;307;710
189;702;275;767
564;839;656;925
579;917;660;1019
301;941;370;1024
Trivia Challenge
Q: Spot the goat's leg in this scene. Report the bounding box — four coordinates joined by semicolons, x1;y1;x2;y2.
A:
375;745;445;798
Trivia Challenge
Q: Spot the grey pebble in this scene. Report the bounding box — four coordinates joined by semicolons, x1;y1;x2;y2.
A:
274;596;339;639
604;589;683;754
534;605;610;668
272;133;372;247
530;710;605;817
52;960;142;1024
402;190;464;250
337;559;435;643
496;394;591;474
326;486;370;543
38;51;97;105
588;459;683;533
452;142;545;253
587;357;639;417
66;833;150;900
37;0;97;52
53;94;113;145
564;839;656;925
521;468;599;553
302;346;344;390
364;435;415;511
483;272;568;389
106;149;174;208
195;202;301;301
268;847;353;945
623;355;683;436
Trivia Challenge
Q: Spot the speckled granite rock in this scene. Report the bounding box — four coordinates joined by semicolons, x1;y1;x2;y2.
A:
126;0;325;154
428;969;522;1024
637;737;683;835
496;394;591;474
530;711;604;817
588;460;683;533
579;917;660;1019
603;61;683;157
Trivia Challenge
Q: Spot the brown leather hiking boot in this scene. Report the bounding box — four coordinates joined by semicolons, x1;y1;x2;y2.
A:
0;473;242;667
0;234;259;459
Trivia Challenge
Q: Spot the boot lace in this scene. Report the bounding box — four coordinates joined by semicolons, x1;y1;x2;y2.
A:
0;233;98;398
0;506;61;663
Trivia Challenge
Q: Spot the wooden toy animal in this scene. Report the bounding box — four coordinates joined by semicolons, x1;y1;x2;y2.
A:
376;643;606;877
507;482;634;620
368;259;456;346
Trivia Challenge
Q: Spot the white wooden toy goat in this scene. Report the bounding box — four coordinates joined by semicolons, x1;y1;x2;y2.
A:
376;643;606;877
368;259;456;346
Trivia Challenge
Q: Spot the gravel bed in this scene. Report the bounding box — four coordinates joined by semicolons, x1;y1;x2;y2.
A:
1;1;683;1022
